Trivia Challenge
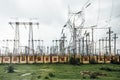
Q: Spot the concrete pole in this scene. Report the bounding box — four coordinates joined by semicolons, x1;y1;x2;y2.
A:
86;33;88;55
13;22;19;55
99;39;101;55
113;33;118;55
105;37;108;55
73;28;77;59
108;27;113;55
92;28;94;55
47;46;49;54
82;37;84;55
102;39;104;55
28;22;34;55
78;39;81;55
52;40;54;54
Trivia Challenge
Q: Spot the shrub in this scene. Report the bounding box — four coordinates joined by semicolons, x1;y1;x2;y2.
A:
44;76;49;79
37;75;41;79
90;73;97;79
82;74;87;79
6;64;15;73
111;59;119;64
48;72;55;77
83;76;86;79
69;57;80;65
76;58;80;64
100;66;120;72
100;67;112;71
94;72;107;76
89;58;97;64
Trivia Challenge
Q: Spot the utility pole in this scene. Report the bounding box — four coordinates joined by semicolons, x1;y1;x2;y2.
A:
2;40;9;55
67;46;70;56
113;33;118;55
117;49;120;55
59;39;62;55
47;46;49;54
55;40;58;55
52;40;54;54
41;40;44;55
105;37;108;55
61;33;66;55
34;40;37;54
82;37;84;55
86;33;89;55
73;27;77;59
91;27;94;55
94;42;97;55
78;39;81;55
99;39;101;55
107;27;113;55
28;22;39;55
38;40;40;55
88;34;90;55
28;22;34;55
50;46;52;55
101;39;104;55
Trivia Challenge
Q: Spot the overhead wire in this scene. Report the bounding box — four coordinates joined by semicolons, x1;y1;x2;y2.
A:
108;0;114;26
110;0;113;21
96;0;100;26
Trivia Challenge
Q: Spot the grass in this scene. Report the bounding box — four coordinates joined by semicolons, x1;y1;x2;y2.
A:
0;63;119;80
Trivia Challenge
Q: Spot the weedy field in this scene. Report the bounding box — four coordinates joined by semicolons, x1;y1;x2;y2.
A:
0;63;120;80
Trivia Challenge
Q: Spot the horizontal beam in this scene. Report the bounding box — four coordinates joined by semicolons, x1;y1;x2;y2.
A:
9;22;39;25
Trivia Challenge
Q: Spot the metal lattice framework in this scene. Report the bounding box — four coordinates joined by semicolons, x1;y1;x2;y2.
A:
9;21;39;55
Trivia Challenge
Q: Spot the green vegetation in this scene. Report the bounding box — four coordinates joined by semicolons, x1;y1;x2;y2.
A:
69;57;80;65
44;76;49;79
5;64;15;73
100;66;120;72
48;72;55;77
111;59;120;64
0;64;119;80
89;58;97;64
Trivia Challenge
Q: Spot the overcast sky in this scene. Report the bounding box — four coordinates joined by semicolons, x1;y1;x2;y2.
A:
0;0;120;51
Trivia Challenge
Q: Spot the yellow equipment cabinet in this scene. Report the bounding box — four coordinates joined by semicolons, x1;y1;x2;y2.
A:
12;56;19;63
20;56;27;63
28;56;35;63
3;56;10;63
52;56;59;63
36;56;44;63
97;56;104;63
82;56;90;64
104;56;111;63
59;56;68;63
43;55;50;63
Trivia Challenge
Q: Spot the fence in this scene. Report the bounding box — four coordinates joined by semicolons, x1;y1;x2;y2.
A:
0;55;120;64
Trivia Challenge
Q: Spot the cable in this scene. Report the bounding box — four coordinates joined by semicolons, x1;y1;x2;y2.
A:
109;0;114;25
96;0;100;26
83;0;90;9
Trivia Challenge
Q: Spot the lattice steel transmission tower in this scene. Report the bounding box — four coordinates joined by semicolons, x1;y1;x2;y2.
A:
60;2;92;61
9;22;20;55
9;21;39;55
